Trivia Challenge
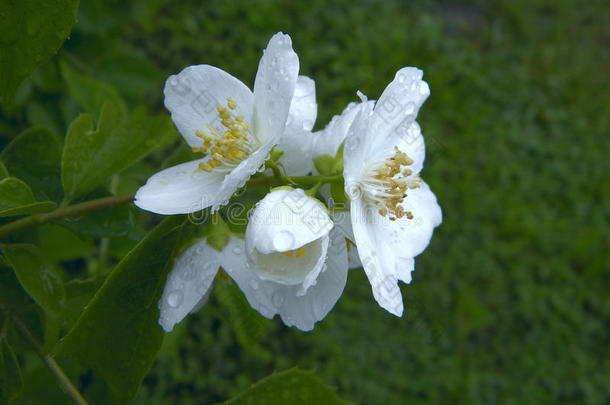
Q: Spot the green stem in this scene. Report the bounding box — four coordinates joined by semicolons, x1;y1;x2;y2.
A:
265;160;284;182
0;193;135;239
0;173;343;239
0;298;88;405
247;174;343;187
305;181;324;197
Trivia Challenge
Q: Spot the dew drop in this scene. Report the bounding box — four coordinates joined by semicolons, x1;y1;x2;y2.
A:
179;265;197;281
167;290;183;308
273;230;295;251
249;280;259;290
232;246;242;255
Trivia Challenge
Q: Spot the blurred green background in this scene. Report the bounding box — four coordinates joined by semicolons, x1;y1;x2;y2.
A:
1;0;608;404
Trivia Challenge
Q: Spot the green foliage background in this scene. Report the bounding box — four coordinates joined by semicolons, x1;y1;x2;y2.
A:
0;0;608;404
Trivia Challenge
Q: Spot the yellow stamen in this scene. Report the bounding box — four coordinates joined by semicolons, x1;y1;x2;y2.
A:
281;247;307;258
193;97;255;172
370;146;421;221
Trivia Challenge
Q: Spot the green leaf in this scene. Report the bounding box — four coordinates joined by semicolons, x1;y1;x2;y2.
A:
0;161;8;179
218;368;352;405
0;266;32;312
60;59;127;120
215;278;270;350
0;177;56;217
0;339;23;403
57;190;142;239
38;224;92;261
0;0;80;105
61;277;104;333
0;127;63;202
93;43;163;102
56;216;189;404
1;244;64;349
61;101;176;200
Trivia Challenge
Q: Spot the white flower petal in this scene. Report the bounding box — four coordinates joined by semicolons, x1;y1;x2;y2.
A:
349;181;441;315
395;257;415;284
350;198;404;316
347;242;363;269
164;65;254;147
158;239;221;332
215;139;275;211
370;180;442;259
276;76;318;176
298;233;329;295
277;126;314;176
221;233;347;331
246;188;333;254
313;101;369;157
253;32;299;145
331;210;354;241
330;210;362;269
371;67;430;145
394;120;425;174
135;159;225;215
249;235;329;292
287;75;317;131
343;101;375;188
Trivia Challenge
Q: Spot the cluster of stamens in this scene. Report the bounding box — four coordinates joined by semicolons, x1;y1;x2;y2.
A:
195;97;255;172
281;247;307;258
366;146;421;221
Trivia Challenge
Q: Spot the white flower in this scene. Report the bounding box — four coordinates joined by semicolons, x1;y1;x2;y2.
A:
134;32;300;214
310;98;374;269
158;188;348;331
343;67;442;316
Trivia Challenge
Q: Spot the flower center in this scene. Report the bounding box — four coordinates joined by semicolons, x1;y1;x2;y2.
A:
194;97;257;173
251;240;321;285
281;247;307;258
361;146;421;221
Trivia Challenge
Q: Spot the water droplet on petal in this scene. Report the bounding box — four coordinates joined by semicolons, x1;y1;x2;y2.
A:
232;246;242;255
273;230;295;251
249;280;259;290
167;290;183;308
179;264;197;281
